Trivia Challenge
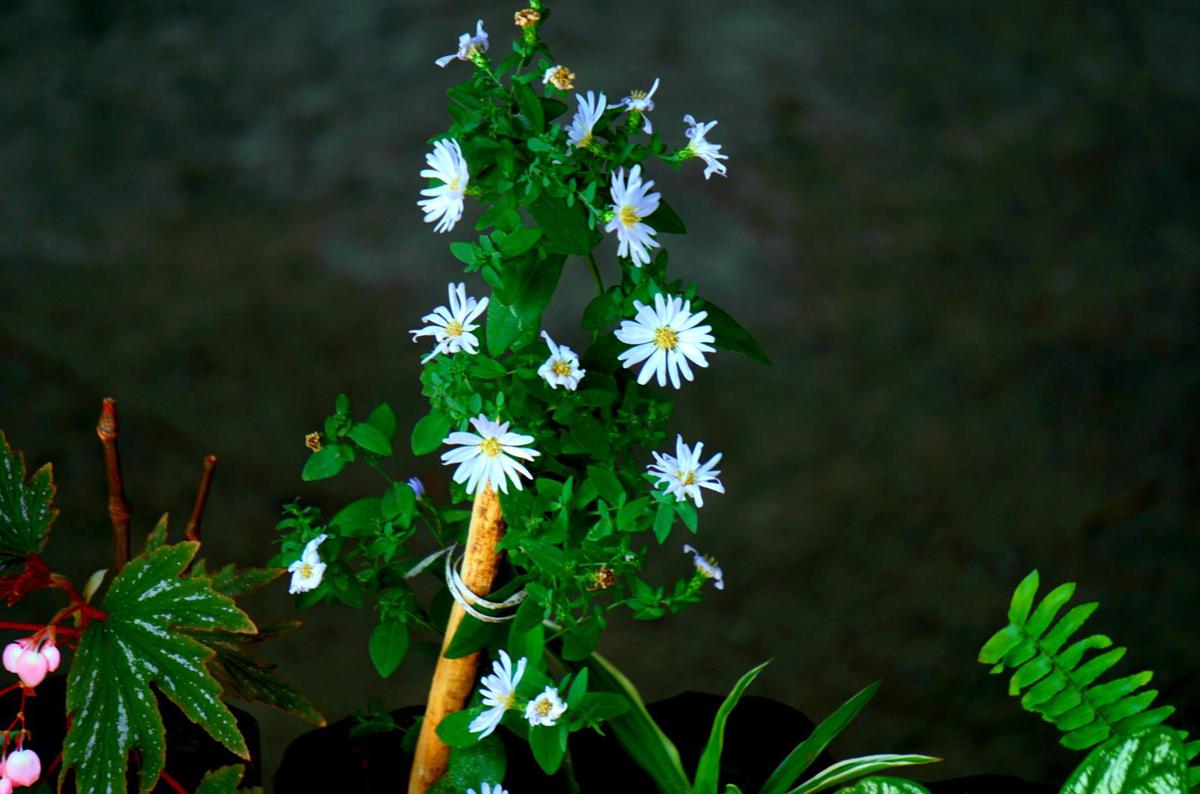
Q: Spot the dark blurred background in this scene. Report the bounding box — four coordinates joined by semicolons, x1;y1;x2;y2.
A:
2;0;1198;788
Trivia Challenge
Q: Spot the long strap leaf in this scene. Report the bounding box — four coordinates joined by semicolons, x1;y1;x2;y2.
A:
787;754;940;794
693;661;771;794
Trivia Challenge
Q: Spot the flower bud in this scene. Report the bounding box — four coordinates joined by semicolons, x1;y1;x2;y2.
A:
14;649;48;688
40;641;60;673
0;775;12;794
2;641;28;674
4;749;40;787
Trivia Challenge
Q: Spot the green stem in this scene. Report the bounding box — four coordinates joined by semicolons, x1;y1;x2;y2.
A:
563;744;582;794
587;252;604;295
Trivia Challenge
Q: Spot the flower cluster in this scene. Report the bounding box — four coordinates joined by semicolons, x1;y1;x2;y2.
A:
1;638;50;790
2;637;59;689
468;650;568;738
0;749;41;790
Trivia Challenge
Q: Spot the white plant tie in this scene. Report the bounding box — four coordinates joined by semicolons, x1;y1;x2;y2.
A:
442;545;526;623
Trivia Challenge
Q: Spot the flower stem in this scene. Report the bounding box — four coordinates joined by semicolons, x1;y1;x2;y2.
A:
185;454;218;544
587;251;604;295
408;485;506;793
96;398;131;572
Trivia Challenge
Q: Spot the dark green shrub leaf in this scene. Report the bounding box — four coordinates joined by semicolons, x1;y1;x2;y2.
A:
0;430;57;555
645;199;687;234
196;765;263;794
301;444;350;481
412;412;453;456
369;619;410;679
701;300;771;366
349;423;393;456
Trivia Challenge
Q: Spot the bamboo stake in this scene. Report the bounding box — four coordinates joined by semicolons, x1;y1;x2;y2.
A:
96;398;131;572
408;485;506;793
185;455;218;542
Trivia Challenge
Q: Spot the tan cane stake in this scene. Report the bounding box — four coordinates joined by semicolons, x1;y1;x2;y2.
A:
408;484;506;793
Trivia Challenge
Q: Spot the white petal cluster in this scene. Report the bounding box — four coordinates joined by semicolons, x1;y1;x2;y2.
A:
410;283;488;364
537;331;586;391
469;650;527;739
682;114;729;180
287;534;328;594
605;165;660;267
524;685;568;727
418;139;469;233
435;19;489;68
467;784;508;794
441;415;541;495
616;77;660;133
649;436;725;507
683;544;726;590
566;90;606;149
615;293;715;388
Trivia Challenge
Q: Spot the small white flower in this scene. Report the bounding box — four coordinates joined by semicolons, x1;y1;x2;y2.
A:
566;90;607;149
410;282;488;364
418;138;469;233
537;331;586;391
524;685;568;727
435;19;489;68
650;435;725;508
682;114;729;180
615;293;715;388
542;64;575;91
441;415;541;495
604;165;660;267
469;650;527;739
683;544;725;590
287;534;328;594
467;784;508;794
616;77;660;133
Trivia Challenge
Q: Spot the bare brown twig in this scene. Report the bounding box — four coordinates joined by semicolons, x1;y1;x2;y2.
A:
96;398;131;572
185;455;218;543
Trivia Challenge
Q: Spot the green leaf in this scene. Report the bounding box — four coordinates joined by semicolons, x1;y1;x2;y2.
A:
0;430;57;555
582;289;623;331
513;81;545;132
445;615;501;659
366;403;398;441
430;737;507;794
836;778;931;794
204;564;285;598
1008;570;1040;625
787;754;940;794
645;199;687;234
653;501;675;543
330;498;382;537
530;723;568;775
528;195;594;255
587;465;624;505
436;708;485;749
1060;728;1189;794
64;542;256;794
487;254;566;355
144;513;169;554
573;416;612;461
349;423;393;456
701;300;771;366
498;227;543;259
412;412;453;456
694;661;770;794
302;444;351;481
450;242;477;266
761;682;881;794
369;619;410;679
196;765;263;794
584;653;690;793
382;482;417;524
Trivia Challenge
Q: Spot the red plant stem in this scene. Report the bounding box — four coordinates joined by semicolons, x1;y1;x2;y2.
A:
185;455;218;544
46;750;63;776
159;769;190;794
0;683;20;698
97;398;132;572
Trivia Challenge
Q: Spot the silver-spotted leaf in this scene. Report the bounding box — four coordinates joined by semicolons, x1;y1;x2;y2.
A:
63;542;256;794
0;430;57;555
1060;728;1189;794
196;765;263;794
837;778;931;794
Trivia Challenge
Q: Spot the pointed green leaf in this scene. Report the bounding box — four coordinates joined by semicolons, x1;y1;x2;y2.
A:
645;199;686;234
0;430;57;555
1008;570;1040;625
412;412;453;456
837;778;932;794
1060;728;1189;794
694;661;770;794
787;754;940;794
143;514;169;554
369;619;410;679
64;542;256;794
196;765;263;794
699;300;771;366
349;423;393;456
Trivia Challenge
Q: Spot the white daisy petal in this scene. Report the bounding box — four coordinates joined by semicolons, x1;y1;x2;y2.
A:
441;414;540;495
417;139;469;233
412;283;488;362
647;436;726;510
606;165;661;268
682;114;729;179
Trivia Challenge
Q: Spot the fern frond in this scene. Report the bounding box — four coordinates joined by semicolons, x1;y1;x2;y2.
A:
979;570;1197;790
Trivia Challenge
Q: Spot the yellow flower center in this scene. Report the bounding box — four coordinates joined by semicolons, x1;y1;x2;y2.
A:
480;437;502;457
619;205;641;227
551;359;573;377
535;698;554;716
653;326;678;351
298;563;314;578
678;469;697;486
630;89;648;100
577;132;593;148
448;177;462;193
445;320;463;337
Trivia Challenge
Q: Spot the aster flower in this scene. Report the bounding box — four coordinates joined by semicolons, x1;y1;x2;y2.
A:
615;293;715;388
616;77;660;133
683;544;726;590
566;90;607;149
435;19;489;68
468;784;508;794
407;476;426;500
287;534;328;595
604;165;661;267
537;331;586;390
524;685;568;727
542;64;575;91
682;114;729;179
410;282;488;364
468;650;527;739
441;415;541;495
649;435;725;508
418;139;469;233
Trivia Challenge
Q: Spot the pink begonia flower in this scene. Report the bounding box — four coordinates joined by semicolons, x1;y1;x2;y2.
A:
4;749;41;787
13;648;48;688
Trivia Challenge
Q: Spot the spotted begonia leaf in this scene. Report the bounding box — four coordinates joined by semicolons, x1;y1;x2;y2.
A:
0;430;57;556
63;542;256;794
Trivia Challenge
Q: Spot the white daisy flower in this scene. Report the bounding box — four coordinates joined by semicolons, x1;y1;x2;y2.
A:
649;435;725;508
682;114;729;180
410;282;488;364
435;19;489;68
418;139;469;234
616;77;660;133
615;293;715;388
542;64;575;91
441;415;541;495
524;685;568;727
537;331;586;391
604;165;661;267
287;534;328;594
467;784;508;794
468;650;527;739
683;544;725;590
566;90;607;149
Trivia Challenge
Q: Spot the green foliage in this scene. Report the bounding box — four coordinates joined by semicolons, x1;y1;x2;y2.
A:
63;542;256;794
427;738;507;794
836;779;931;794
788;756;939;794
694;662;771;794
0;430;57;555
196;765;263;794
1060;729;1190;794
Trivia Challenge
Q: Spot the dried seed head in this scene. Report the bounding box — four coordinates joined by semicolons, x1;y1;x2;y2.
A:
514;8;541;28
544;65;576;91
305;432;322;452
587;565;617;591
